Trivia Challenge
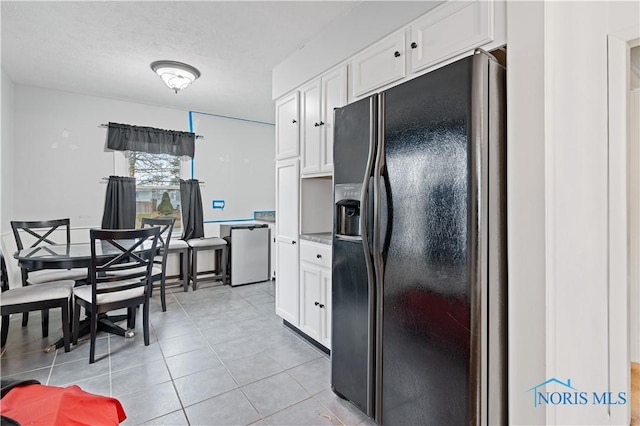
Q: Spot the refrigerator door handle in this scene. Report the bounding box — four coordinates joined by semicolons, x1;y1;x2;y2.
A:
372;92;386;424
360;94;377;417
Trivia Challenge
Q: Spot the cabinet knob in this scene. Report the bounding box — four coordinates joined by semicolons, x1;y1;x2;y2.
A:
394;51;401;58
292;119;297;124
292;240;296;245
316;254;322;259
319;121;325;126
411;42;418;49
314;301;320;306
319;304;325;309
314;122;320;127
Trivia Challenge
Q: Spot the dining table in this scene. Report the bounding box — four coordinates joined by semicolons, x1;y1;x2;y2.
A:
13;240;158;353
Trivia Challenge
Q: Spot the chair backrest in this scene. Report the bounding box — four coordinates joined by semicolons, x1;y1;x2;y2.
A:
11;219;72;251
141;218;175;272
89;227;160;305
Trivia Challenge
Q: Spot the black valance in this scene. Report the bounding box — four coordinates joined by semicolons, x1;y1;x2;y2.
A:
107;122;195;158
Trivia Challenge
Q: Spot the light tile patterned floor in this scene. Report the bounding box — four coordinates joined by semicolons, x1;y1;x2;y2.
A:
0;280;375;426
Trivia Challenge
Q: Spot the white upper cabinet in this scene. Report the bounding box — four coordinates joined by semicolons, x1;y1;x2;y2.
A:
409;0;493;74
275;91;299;160
301;65;347;177
300;79;322;175
349;0;497;101
350;31;406;99
320;66;347;173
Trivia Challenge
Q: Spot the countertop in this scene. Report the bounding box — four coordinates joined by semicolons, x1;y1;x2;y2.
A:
300;233;332;245
254;211;275;223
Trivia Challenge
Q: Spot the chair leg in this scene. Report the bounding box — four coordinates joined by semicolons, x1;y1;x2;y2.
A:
1;314;10;349
221;247;228;285
41;309;49;338
192;249;198;291
143;302;150;346
181;251;189;292
127;307;136;329
89;311;97;364
60;301;70;353
22;312;28;327
160;274;167;312
73;299;80;345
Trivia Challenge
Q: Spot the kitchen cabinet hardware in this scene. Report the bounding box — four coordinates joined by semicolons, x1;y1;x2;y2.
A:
411;42;418;49
319;304;325;309
315;301;320;306
319;121;325;126
394;51;401;57
292;119;297;123
316;254;322;259
292;240;296;244
314;122;320;127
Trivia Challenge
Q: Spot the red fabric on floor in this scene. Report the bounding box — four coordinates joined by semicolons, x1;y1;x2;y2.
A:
0;384;126;425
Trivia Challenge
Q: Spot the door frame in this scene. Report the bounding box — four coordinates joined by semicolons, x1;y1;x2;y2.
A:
607;28;640;425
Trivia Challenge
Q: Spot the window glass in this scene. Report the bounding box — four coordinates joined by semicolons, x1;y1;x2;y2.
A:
128;152;182;230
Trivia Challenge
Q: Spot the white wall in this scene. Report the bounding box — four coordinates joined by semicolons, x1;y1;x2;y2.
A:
11;85;192;229
1;69;15;235
505;1;547;424
542;2;638;424
190;112;275;224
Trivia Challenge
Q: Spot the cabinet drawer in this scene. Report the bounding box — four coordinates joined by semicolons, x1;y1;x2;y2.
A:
300;240;332;269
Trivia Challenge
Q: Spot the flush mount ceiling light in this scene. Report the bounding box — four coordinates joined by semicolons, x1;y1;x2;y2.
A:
150;60;201;94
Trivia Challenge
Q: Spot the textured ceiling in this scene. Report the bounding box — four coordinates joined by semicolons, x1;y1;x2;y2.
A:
1;1;359;123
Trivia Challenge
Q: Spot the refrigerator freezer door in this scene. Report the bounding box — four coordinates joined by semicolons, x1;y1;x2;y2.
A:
331;96;376;417
377;56;474;425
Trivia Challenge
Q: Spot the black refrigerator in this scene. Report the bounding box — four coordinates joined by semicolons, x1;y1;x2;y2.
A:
331;50;507;425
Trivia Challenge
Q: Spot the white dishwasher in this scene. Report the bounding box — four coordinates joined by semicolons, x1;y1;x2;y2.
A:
220;223;270;286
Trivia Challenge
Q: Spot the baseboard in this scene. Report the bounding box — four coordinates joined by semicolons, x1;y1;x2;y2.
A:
632;362;639;426
283;320;330;356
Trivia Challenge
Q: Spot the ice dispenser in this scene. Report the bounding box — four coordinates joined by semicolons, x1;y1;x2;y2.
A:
335;183;362;237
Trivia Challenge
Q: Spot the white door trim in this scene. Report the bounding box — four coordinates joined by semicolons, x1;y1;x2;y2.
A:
607;28;640;425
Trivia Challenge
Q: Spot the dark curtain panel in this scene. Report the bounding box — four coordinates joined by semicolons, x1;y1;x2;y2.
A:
180;179;204;240
107;122;195;158
101;176;136;229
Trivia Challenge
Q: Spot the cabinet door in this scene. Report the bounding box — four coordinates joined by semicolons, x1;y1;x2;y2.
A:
275;159;299;240
276;238;299;325
275;92;300;160
320;66;347;173
409;0;493;74
275;159;300;324
320;269;332;349
300;80;322;175
350;31;405;99
299;262;322;342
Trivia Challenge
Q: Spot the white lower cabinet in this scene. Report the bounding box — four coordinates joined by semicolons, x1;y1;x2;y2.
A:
299;240;332;349
276;237;299;325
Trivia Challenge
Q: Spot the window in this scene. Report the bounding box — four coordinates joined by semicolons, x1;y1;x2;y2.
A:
127;151;183;230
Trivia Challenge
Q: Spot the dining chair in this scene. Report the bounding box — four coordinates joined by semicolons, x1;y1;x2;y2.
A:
72;227;159;363
10;219;85;334
140;217;174;312
1;251;74;353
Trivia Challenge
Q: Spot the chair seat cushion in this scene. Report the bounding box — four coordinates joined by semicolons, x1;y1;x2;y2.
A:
28;268;88;285
1;280;74;306
108;266;162;280
73;281;145;305
168;239;189;250
187;238;226;249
